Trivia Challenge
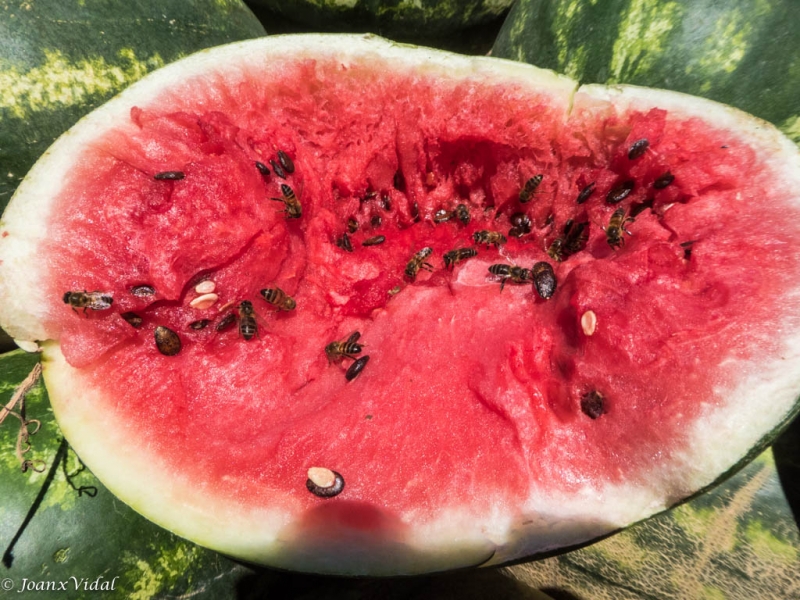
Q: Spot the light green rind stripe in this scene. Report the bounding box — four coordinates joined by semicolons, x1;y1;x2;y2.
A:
780;115;800;145
609;0;683;82
0;49;165;120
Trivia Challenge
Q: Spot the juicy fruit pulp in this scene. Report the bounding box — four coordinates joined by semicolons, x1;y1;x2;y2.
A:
2;35;800;575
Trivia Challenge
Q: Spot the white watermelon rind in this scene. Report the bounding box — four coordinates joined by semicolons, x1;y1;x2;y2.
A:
1;34;800;576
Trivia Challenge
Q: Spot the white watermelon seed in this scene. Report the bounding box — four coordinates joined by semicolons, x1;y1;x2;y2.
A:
190;293;219;310
581;310;597;336
194;280;216;294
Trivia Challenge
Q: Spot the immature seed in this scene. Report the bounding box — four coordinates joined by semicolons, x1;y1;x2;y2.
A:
121;312;143;328
306;467;345;498
194;280;216;294
130;284;155;297
606;180;635;204
154;171;184;181
580;391;605;419
346;355;370;381
277;150;295;173
654;171;675;189
627;138;649;160
189;319;210;330
581;310;597;336
190;293;219;310
269;159;285;179
154;326;181;356
255;161;270;176
576;182;596;204
532;262;557;299
362;235;385;246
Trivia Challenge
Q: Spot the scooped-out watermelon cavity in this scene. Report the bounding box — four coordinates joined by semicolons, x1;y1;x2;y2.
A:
1;34;800;576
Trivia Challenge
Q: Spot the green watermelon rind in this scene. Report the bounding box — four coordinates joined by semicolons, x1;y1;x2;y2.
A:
2;34;800;576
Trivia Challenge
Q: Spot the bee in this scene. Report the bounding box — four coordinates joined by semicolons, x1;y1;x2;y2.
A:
271;183;302;218
473;230;507;248
455;203;470;225
63;291;113;314
488;264;532;292
604;208;635;249
404;247;434;281
547;220;589;262
519;174;544;204
508;212;532;238
433;203;470;225
325;331;363;363
443;247;478;269
260;287;296;311
238;300;258;340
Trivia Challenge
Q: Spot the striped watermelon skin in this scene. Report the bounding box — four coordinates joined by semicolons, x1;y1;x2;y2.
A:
491;0;800;145
0;0;266;214
245;0;513;38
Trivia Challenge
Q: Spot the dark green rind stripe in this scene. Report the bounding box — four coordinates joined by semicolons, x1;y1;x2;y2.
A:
0;0;266;213
493;0;800;139
246;0;513;38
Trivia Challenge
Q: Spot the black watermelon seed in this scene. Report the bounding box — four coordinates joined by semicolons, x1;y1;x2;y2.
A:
580;391;605;419
121;312;143;328
255;161;270;176
381;194;392;211
347;217;359;234
654;172;675;189
411;202;420;222
576;182;595;204
277;150;295;173
532;261;557;299
154;326;181;356
154;171;184;181
346;355;370;381
362;235;385;246
606;180;635;204
629;200;653;218
216;313;237;332
189;319;210;330
130;284;156;297
371;215;382;228
306;470;345;498
627;138;649;160
680;239;697;260
336;232;353;253
270;159;286;179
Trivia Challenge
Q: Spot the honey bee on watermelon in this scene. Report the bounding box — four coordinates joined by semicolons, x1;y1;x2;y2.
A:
519;174;543;204
547;219;589;261
473;230;507;248
63;290;113;314
325;331;363;363
237;300;258;340
434;203;470;225
488;264;532;291
271;183;302;218
604;207;635;249
260;287;296;311
404;247;434;281
443;247;478;269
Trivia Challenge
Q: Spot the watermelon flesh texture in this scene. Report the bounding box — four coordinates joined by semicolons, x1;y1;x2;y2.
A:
3;36;800;575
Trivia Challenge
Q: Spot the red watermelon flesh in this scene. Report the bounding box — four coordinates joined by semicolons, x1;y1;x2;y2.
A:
2;35;800;575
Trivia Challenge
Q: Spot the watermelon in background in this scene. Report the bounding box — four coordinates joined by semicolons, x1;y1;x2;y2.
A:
244;0;512;44
0;0;266;214
1;348;797;598
491;0;800;145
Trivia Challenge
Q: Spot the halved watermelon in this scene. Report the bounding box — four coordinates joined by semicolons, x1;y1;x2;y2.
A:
1;34;800;576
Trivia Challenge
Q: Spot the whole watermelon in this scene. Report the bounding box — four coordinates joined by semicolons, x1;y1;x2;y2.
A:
245;0;513;38
0;0;266;214
492;0;800;145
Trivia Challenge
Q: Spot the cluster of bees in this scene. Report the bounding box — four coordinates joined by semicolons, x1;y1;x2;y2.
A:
65;136;683;389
